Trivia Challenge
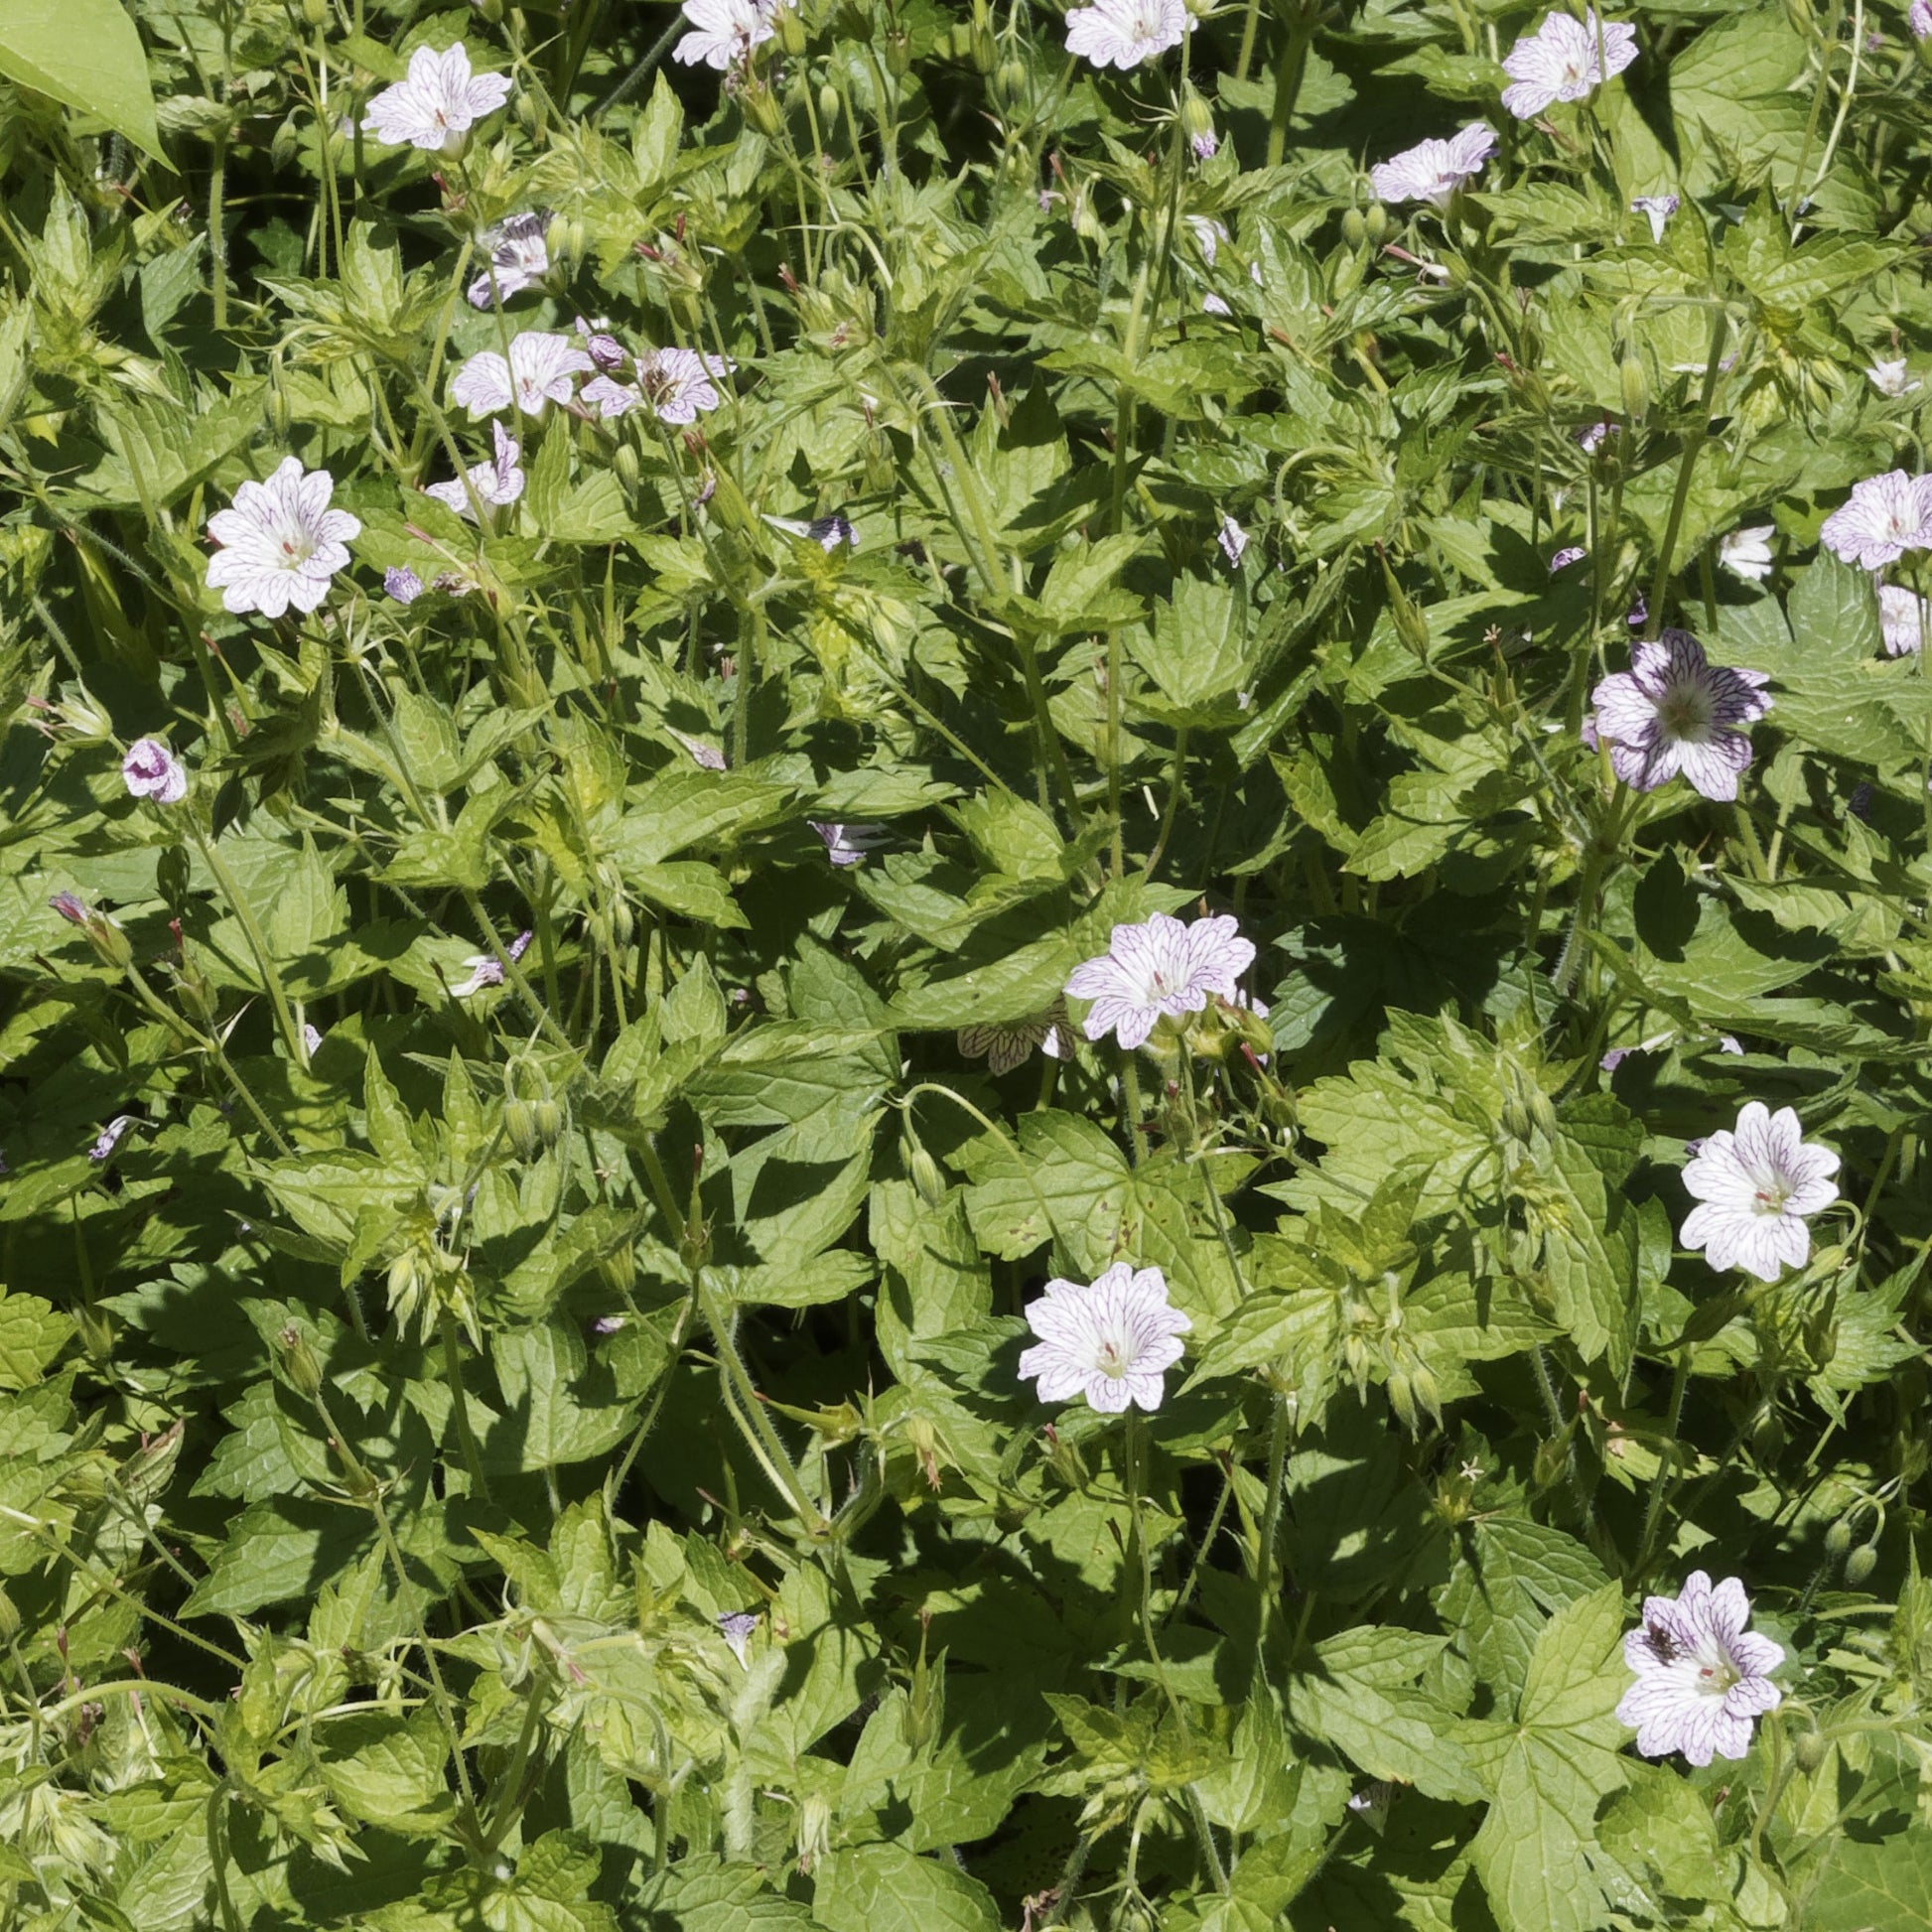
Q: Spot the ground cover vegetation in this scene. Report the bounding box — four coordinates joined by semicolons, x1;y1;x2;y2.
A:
1;0;1930;1925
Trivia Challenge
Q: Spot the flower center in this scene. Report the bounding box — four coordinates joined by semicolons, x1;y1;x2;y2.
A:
1128;1;1167;45
1695;1648;1741;1697
1751;1174;1793;1216
1658;683;1714;742
1091;1329;1135;1379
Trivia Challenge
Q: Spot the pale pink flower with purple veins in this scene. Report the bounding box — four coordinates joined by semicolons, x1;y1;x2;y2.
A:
122;738;188;804
1631;194;1678;243
583;347;734;425
1680;1101;1838;1281
449;928;533;998
576;317;626;372
1018;1263;1191;1414
1865;357;1920;399
1820;470;1932;569
1218;514;1249;567
450;332;593;421
1719;525;1775;581
672;0;782;69
385;566;425;605
1065;911;1256;1051
1586;630;1770;801
1617;1572;1783;1766
958;1004;1073;1076
425;422;525;521
1501;10;1638;119
206;458;361;619
810;821;886;866
1549;544;1587;573
88;1115;140;1162
1190;126;1218;162
1064;0;1191;70
1369;124;1498;207
717;1610;760;1667
362;43;512;153
467;212;550;310
1879;582;1923;656
1914;0;1932;40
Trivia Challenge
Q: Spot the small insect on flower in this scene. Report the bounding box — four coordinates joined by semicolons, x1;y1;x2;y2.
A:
1719;525;1775;582
1065;911;1257;1051
810;821;886;867
1631;194;1679;243
122;739;188;804
1018;1263;1191;1414
449;929;533;999
1586;630;1771;802
1866;357;1921;399
1617;1572;1784;1766
1063;0;1191;71
1501;10;1638;120
1879;582;1924;656
673;0;783;70
361;43;512;155
451;332;594;421
958;1005;1074;1076
425;422;526;522
206;458;361;619
583;347;735;425
1821;470;1932;570
1369;124;1498;207
467;211;551;310
1679;1101;1839;1282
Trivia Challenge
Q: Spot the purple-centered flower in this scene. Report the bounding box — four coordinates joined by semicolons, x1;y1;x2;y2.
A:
467;212;550;309
385;566;425;605
1719;525;1775;582
1017;1262;1191;1414
1820;470;1932;570
1501;10;1638;120
450;332;594;421
1631;194;1678;243
1064;911;1256;1051
449;928;533;998
122;739;188;804
583;347;735;426
672;0;782;69
1549;544;1587;573
1586;630;1771;802
1063;0;1191;71
1190;127;1218;162
958;1004;1074;1076
1880;582;1923;656
1617;1573;1783;1766
302;1024;324;1057
425;422;525;521
1369;124;1498;207
362;43;512;154
1680;1101;1838;1282
206;458;360;619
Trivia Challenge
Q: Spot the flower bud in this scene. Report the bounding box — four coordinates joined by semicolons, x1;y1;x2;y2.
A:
530;1098;565;1149
1532;1436;1570;1490
1793;1728;1829;1773
1823;1517;1854;1560
504;1096;543;1162
817;80;841;128
267;383;293;440
515;91;542;137
741;77;784;136
776;4;808;57
1844;1542;1879;1587
613;442;642;494
1619;351;1650;422
902;1130;946;1208
992;58;1029;112
884;29;911;75
0;1586;17;1643
301;0;327;28
278;1324;324;1397
1364;204;1389;245
1341;207;1367;250
1180;90;1216;158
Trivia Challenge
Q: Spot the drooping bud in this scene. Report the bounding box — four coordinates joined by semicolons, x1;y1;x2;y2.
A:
1619;351;1650;423
776;4;808;58
1792;1728;1829;1773
1844;1542;1879;1587
1823;1517;1854;1560
1341;207;1367;250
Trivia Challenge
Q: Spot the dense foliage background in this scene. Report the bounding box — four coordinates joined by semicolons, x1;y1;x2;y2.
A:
1;0;1930;1926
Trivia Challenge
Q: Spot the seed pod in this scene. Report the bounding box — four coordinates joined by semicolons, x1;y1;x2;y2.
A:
741;79;784;137
279;1324;323;1397
1845;1542;1879;1587
530;1098;565;1150
777;6;808;56
1341;207;1367;250
1619;351;1650;422
0;1585;17;1642
1364;204;1390;245
504;1097;542;1163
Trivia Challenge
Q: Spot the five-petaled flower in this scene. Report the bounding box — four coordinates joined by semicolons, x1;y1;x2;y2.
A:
1063;0;1191;70
426;422;526;521
584;346;735;425
451;331;594;420
1866;357;1921;399
1719;525;1775;581
1679;1101;1838;1282
362;43;512;154
1879;582;1923;656
1586;630;1771;801
672;0;782;69
1820;470;1932;570
959;1005;1074;1075
1370;124;1498;207
1617;1573;1784;1766
1065;911;1256;1051
122;739;188;804
1018;1263;1191;1414
1631;193;1678;242
206;458;361;619
468;211;550;309
1501;10;1638;120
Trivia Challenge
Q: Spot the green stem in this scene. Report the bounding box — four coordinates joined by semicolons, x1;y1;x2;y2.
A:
697;1279;830;1533
1634;1344;1693;1584
1252;1393;1291;1688
441;1312;491;1500
1645;307;1730;633
1265;18;1315;171
193;824;306;1063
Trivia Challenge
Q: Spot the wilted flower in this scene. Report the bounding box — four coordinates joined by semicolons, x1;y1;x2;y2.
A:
1819;470;1932;570
449;929;533;998
88;1115;139;1162
1201;292;1233;318
206;458;361;619
673;731;729;770
122;738;188;804
1346;1784;1396;1836
385;566;425;605
810;821;885;866
1879;582;1923;656
1631;193;1679;242
958;1005;1073;1075
1865;357;1920;399
1369;124;1498;207
1719;525;1775;581
717;1610;760;1667
1617;1573;1783;1766
584;347;735;425
1063;0;1191;71
451;332;593;420
576;316;627;372
362;43;512;154
673;0;781;69
302;1024;324;1057
1017;1263;1191;1414
467;211;550;309
1501;10;1638;119
1549;545;1586;573
425;422;525;521
1218;514;1249;567
1065;911;1256;1051
1587;631;1771;801
1680;1101;1838;1282
50;892;89;926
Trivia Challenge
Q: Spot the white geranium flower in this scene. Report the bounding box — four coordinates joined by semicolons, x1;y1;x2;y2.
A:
672;0;781;69
450;332;593;420
425;422;525;521
122;738;188;804
958;1004;1073;1075
362;43;512;154
1018;1263;1191;1414
1866;357;1921;399
1064;0;1191;70
583;347;735;426
467;211;550;310
1679;1101;1839;1282
1820;470;1932;570
1501;10;1638;120
1719;525;1775;581
1369;124;1498;207
1617;1573;1783;1766
205;458;361;619
1064;911;1256;1051
1879;582;1923;656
